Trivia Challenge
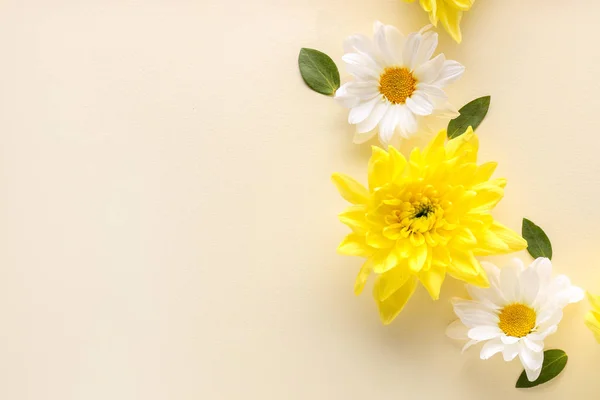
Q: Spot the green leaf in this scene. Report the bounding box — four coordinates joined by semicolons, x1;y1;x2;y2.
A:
298;48;340;96
447;96;491;139
516;349;568;388
522;218;553;260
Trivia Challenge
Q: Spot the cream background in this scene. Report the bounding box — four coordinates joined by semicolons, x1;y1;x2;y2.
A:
0;0;599;399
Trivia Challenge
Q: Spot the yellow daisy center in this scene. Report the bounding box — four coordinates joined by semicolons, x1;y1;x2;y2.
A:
379;67;417;104
498;303;537;338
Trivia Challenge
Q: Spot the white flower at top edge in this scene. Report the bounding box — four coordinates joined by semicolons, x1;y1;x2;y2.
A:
446;258;584;382
335;21;465;145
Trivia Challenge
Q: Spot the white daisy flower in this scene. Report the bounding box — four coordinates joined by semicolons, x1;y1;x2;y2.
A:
446;258;584;382
335;21;465;145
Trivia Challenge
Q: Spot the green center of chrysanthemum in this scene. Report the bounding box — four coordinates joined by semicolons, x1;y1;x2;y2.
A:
414;203;434;219
498;303;537;338
379;67;417;104
383;193;444;239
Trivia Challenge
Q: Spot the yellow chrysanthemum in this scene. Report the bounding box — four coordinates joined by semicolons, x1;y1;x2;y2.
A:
403;0;474;43
332;128;527;324
585;292;600;343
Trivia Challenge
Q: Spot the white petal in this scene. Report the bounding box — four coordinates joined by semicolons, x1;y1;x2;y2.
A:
446;319;469;340
527;325;557;341
432;60;465;87
413;54;446;84
342;53;378;69
518;341;544;372
345;63;381;81
335;83;360;108
396;105;418;136
480;338;504;360
502;343;519;361
348;96;380;124
520;264;540;305
467;262;505;308
500;264;521;303
378;106;401;144
525;366;542;382
353;128;377;144
432;101;460;118
462;340;479;353
343;53;381;80
402;32;421;70
531;257;552;286
480;261;501;278
412;30;438;67
562;285;585;304
468;326;502;341
512;258;526;272
452;299;499;328
384;25;405;64
344;34;379;63
524;337;544;352
372;20;384;35
373;22;396;65
345;80;380;99
356;102;388;133
416;83;447;101
500;335;520;345
466;288;503;311
547;275;585;307
537;308;563;331
406;93;434;116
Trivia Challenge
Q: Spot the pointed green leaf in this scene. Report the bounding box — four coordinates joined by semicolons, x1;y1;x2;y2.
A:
298;48;340;96
516;349;567;388
447;96;491;139
522;218;553;260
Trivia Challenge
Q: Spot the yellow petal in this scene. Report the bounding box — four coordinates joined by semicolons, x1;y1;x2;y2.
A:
375;276;418;325
488;221;528;252
438;2;463;43
408;244;428;272
354;259;373;295
388;146;407;183
585;311;600;343
337;233;373;257
447;0;473;11
382;224;404;240
408;147;425;175
467;271;489;287
469;180;506;214
431;245;450;267
473;162;498;184
338;205;368;234
419;264;446;300
409;231;426;247
373;266;411;302
447;250;490;287
446;127;477;160
423;130;447;164
368;146;391;190
588;292;600;311
424;130;447;152
472;228;510;256
419;0;438;24
452;227;477;246
397;238;413;258
366;231;394;249
371;249;399;273
331;173;369;205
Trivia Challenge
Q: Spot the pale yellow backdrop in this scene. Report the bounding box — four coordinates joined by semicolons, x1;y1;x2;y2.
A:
0;0;599;399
